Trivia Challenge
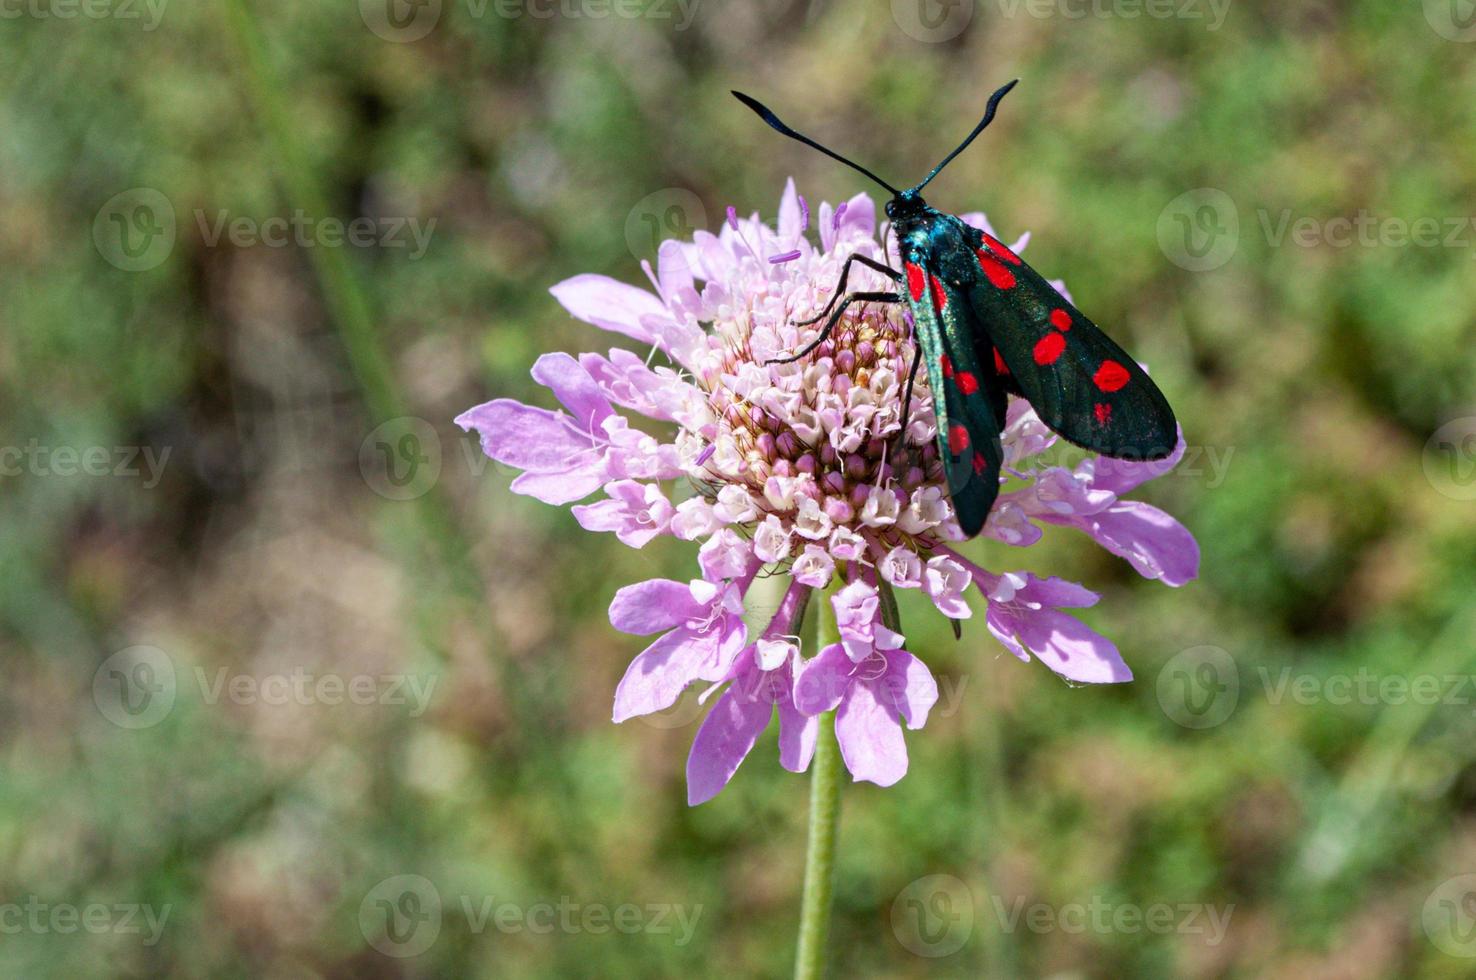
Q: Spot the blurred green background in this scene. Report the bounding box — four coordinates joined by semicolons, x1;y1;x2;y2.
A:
3;0;1476;976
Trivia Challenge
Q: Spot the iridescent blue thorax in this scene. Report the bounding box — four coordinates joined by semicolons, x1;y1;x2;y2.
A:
888;194;978;284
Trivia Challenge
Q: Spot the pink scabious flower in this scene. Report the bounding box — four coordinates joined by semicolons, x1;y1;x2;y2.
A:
459;180;1199;805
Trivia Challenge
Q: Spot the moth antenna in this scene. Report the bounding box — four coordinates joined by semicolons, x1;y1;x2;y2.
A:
732;91;901;196
909;79;1019;195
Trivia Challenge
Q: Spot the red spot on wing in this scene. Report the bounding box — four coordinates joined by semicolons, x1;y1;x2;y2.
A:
905;262;926;302
956;371;979;395
1049;308;1072;331
982;232;1023;266
972;452;988;475
1094;403;1112;426
948;424;970;455
939;354;954;379
976;250;1017;289
1033;332;1066;365
928;273;948;310
993;347;1009;375
1093;359;1130;392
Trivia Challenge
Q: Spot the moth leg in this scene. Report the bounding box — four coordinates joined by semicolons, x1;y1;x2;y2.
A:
767;291;900;365
794;253;901;327
896;342;924;439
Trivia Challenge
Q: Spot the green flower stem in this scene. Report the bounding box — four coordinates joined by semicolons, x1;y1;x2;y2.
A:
795;586;843;980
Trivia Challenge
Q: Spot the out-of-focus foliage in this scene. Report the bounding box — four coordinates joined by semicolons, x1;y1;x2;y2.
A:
2;1;1475;976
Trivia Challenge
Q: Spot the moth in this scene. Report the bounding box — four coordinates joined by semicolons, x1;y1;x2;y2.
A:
734;81;1178;537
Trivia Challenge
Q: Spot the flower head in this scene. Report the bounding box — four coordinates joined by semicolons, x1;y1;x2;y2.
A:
459;180;1198;802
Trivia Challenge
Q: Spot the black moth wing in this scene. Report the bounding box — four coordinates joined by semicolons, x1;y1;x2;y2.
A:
899;241;1005;537
964;225;1178;460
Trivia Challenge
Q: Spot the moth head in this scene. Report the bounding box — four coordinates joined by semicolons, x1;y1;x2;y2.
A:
885;191;927;221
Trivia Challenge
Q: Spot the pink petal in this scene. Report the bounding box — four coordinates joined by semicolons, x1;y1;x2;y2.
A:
1086;501;1200;587
876;650;938;730
834;192;875;241
777;695;818;773
550;275;671;347
995;606;1132;684
656;239;698;302
793;643;850;716
777;177;803;240
834;680;909;787
608;579;703;635
455;400;594;471
612;623;745;723
530;352;611;430
1089;433;1188;495
570;497;663;548
508;468;605;505
686;687;774;805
